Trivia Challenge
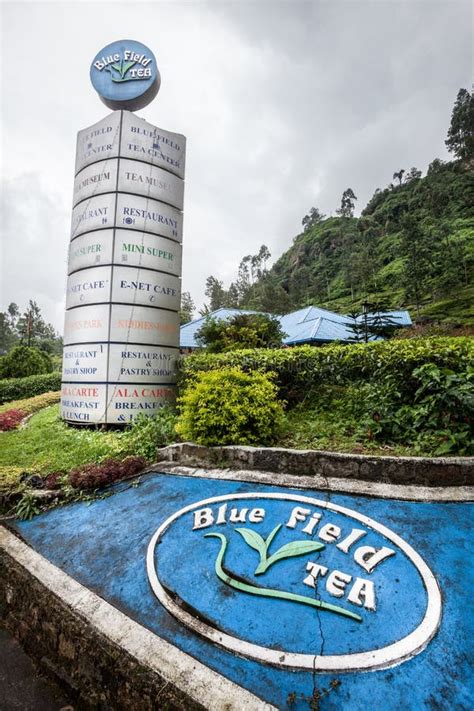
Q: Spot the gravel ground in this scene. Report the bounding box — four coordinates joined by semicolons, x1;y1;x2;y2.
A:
0;625;73;711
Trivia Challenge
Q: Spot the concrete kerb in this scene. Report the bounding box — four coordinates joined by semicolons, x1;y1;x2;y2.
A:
147;463;474;502
155;443;474;488
0;527;275;711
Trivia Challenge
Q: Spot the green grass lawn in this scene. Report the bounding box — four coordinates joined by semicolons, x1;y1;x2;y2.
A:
0;405;133;495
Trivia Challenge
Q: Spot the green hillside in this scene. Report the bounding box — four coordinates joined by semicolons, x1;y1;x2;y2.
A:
201;90;473;328
263;159;473;324
202;159;473;327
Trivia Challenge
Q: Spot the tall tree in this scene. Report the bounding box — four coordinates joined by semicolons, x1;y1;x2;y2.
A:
393;169;405;186
404;167;422;183
0;314;15;354
336;188;357;218
179;291;195;324
302;207;326;232
201;276;228;313
346;304;401;343
16;300;60;352
445;88;474;160
0;303;20;353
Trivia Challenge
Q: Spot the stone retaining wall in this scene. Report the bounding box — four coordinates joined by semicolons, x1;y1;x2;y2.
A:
0;527;267;711
156;443;474;487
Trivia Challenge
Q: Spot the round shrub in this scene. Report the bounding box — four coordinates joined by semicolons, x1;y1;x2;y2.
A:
175;367;285;446
0;345;52;379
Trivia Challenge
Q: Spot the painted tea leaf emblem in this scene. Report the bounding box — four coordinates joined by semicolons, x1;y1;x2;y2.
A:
204;531;361;622
235;527;267;559
236;524;325;575
262;539;325;573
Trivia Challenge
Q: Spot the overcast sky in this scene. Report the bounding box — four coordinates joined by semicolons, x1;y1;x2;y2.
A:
0;0;472;332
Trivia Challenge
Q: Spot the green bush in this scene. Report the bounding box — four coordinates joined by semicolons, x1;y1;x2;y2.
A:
196;313;285;352
125;408;178;459
353;364;474;455
179;337;473;404
0;372;62;404
0;345;53;379
175;368;284;446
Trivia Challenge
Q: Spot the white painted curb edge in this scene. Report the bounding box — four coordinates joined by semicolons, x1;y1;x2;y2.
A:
0;526;276;711
149;464;474;502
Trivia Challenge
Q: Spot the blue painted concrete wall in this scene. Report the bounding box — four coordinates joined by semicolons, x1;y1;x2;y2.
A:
12;473;473;710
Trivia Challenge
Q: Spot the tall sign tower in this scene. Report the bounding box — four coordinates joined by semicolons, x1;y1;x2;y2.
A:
60;40;185;424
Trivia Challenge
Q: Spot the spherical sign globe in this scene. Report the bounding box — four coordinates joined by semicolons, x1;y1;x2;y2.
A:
90;39;160;111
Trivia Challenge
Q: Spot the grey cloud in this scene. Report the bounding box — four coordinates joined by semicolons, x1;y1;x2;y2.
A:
1;1;471;326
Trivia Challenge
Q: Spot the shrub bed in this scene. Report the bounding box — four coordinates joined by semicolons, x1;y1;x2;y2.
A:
0;391;61;415
0;345;52;379
0;372;62;404
179;338;473;455
0;392;61;431
179;337;473;403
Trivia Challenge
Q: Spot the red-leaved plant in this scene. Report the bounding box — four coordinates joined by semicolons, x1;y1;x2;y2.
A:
68;456;146;490
43;471;64;490
0;409;26;431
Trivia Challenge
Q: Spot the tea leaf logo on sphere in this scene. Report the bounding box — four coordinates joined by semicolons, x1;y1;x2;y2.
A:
106;59;137;83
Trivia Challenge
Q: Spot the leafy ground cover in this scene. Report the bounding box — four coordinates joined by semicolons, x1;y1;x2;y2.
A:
0;405;176;507
0;406;130;498
281;390;428;457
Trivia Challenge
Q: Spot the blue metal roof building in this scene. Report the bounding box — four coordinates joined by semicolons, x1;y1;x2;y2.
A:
180;306;411;349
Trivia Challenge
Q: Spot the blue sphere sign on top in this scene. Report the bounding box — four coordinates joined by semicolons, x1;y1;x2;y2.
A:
90;39;160;111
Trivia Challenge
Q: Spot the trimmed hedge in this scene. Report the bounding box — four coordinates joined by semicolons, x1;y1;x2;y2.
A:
178;337;474;403
0;372;62;404
0;391;61;414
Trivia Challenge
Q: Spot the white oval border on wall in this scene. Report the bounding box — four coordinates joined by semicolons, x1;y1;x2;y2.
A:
147;492;442;672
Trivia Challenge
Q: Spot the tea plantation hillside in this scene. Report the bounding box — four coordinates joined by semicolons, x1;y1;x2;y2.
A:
239;159;473;325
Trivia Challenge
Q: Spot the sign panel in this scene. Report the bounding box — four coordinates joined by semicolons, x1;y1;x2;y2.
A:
63;304;110;345
108;344;178;383
106;384;176;423
60;383;107;424
118;159;184;210
63;108;185;425
120;111;186;179
109;304;180;346
66;266;111;309
68;230;114;274
114;230;182;276
73;158;184;210
75;112;121;174
111;267;180;311
73;159;118;206
71;193;116;240
116;193;182;242
62;344;109;382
